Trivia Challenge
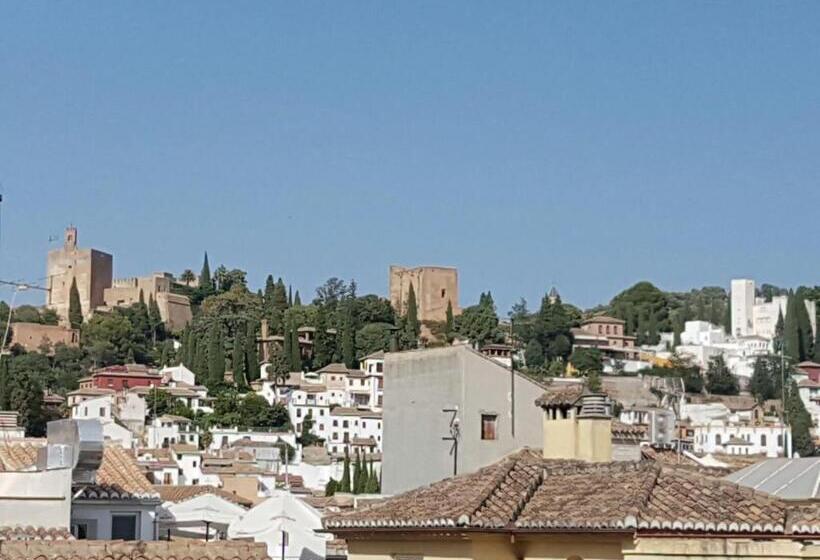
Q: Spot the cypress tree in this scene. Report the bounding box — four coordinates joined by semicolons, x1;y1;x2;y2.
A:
293;290;302;307
68;277;83;329
404;283;419;347
245;321;259;382
340;449;351;492
352;451;363;494
313;310;333;369
445;300;454;342
290;321;301;371
199;252;212;289
148;295;163;342
722;299;731;334
233;328;247;390
794;291;813;361
159;341;171;367
207;325;225;387
194;334;207;384
325;478;337;497
264;275;275;312
341;301;356;368
270;279;289;335
784;292;802;362
283;318;292;370
288;285;293;307
814;320;820;363
774;309;785;354
0;359;10;410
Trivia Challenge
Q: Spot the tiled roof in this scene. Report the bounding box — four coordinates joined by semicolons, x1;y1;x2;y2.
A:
154;484;253;507
534;383;585;407
170;444;201;454
0;526;73;541
0;540;269;560
610;421;647;442
74;446;159;501
582;315;625;325
325;449;820;536
0;440;41;471
317;363;358;375
330;407;382;418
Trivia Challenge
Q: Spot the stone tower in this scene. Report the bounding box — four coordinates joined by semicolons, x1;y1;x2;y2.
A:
389;265;461;324
46;227;113;325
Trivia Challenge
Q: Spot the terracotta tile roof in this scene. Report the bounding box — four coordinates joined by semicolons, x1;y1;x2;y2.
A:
0;440;42;471
154;484;253;507
0;540;269;560
0;526;74;541
75;446;159;501
534;383;585;407
582;315;626;325
170;444;201;454
325;449;820;536
610;421;647;443
330;407;382;418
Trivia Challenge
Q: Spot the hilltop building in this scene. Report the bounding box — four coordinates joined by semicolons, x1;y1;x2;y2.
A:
571;315;640;360
389;265;460;324
46;226;113;324
731;278;816;340
102;272;192;331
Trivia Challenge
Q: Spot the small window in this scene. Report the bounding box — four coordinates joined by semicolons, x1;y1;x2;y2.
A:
481;414;498;440
761;434;767;446
377;362;383;373
441;288;446;298
99;407;106;417
111;514;138;540
716;434;722;445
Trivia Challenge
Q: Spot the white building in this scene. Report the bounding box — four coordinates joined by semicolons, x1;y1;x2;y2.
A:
692;420;790;458
146;415;200;449
227;490;331;559
681;321;727;346
326;407;383;456
169;444;209;486
731;279;755;337
70;395;134;448
797;378;820;432
160;364;196;386
208;427;296;452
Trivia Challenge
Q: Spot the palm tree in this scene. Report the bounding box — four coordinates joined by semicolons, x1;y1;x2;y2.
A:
179;269;196;286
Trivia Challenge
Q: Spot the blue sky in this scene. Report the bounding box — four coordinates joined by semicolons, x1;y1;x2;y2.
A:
1;2;819;313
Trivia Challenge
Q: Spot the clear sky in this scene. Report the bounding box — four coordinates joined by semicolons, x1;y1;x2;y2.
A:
1;2;819;314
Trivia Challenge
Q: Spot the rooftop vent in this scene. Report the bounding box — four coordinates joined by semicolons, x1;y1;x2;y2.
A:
37;419;104;484
577;393;612;419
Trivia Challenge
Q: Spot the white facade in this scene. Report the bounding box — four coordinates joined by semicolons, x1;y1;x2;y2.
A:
208;427;296;452
692;421;790;458
731;279;755;337
753;295;788;340
0;468;73;530
71;501;158;541
146;416;200;449
161;364;196;386
159;493;247;540
71;395;113;421
680;321;727;346
326;408;383;456
798;380;820;432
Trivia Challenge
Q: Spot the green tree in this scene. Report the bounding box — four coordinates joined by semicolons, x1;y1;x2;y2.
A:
794;290;814;361
325;478;338;497
455;292;499;348
403;283;420;347
232;327;247;390
148;295;164;342
774;309;785;354
194;334;208;383
570;348;603;386
705;355;739;395
199;252;212;289
179;269;196;286
207;324;225;388
68;277;83;329
290;321;301;371
355;323;393;358
245;321;259;382
294;290;302;306
340;301;356;368
340;449;351;492
786;379;814;457
270;279;289;335
750;356;776;403
814;320;820;363
524;339;544;369
0;359;11;409
445;300;455;342
298;410;322;446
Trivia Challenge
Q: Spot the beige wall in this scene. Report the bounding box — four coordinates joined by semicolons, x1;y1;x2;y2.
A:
345;533;820;560
10;322;79;353
389;265;461;324
46;230;113;324
542;414;613;463
103;273;192;331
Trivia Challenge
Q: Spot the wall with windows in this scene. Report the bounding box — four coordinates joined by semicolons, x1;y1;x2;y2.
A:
71;502;157;541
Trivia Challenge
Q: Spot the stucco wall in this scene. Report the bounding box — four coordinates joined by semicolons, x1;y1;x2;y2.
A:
382;346;544;495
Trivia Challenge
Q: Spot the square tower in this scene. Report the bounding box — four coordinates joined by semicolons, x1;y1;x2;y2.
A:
730;279;755;337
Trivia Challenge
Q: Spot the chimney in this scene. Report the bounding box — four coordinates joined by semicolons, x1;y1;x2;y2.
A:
539;386;613;463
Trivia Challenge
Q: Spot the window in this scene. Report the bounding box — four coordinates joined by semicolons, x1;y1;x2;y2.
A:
111;514;138;540
715;434;722;445
343;420;349;428
99;407;106;417
333;420;338;427
377;362;383;373
778;434;783;446
481;414;498;440
163;473;172;484
441;288;446;298
192;460;197;468
320;409;325;416
297;409;302;418
192;478;199;484
71;522;90;540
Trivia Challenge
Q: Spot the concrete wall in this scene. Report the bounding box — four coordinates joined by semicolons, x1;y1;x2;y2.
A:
0;468;72;529
71;501;157;540
382;345;544;495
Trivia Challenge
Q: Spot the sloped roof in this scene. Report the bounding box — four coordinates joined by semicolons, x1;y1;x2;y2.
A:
0;540;269;560
0;440;41;471
726;458;820;500
154;484;253;507
582;315;626;325
534;383;585;407
74;446;159;501
325;449;820;536
0;526;73;541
